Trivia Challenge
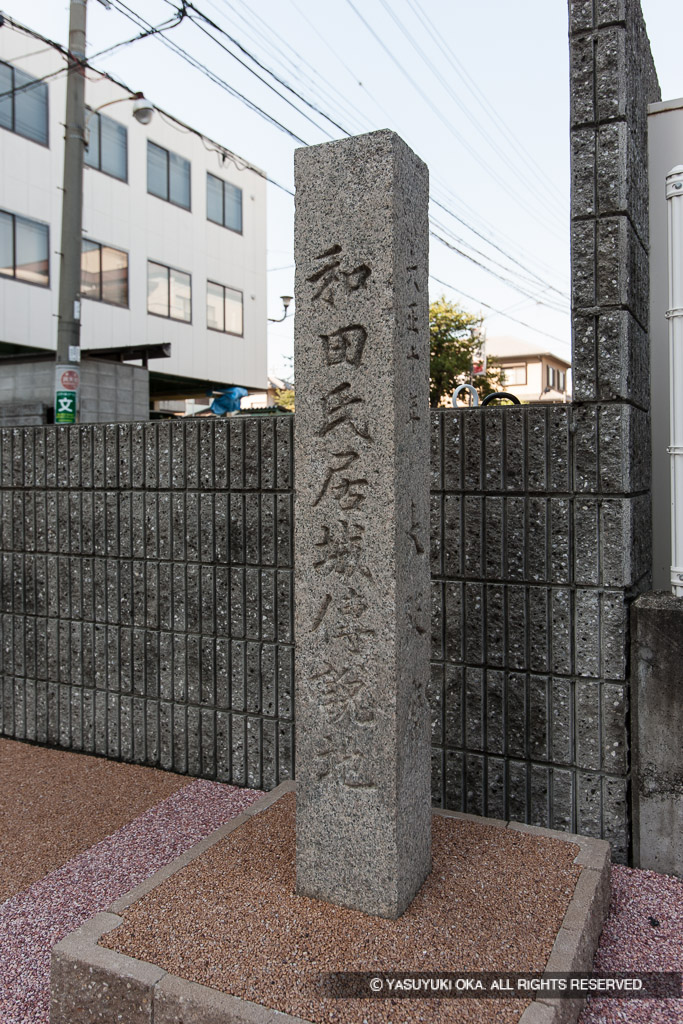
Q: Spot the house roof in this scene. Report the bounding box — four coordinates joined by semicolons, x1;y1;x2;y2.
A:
484;335;571;368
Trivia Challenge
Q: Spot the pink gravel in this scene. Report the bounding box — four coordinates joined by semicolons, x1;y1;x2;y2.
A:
0;778;263;1024
577;865;683;1024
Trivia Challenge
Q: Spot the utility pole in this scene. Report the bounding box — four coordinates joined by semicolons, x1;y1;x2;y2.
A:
54;0;87;424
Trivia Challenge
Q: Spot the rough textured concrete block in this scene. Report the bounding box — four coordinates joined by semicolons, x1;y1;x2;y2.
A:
294;131;431;918
631;593;683;876
571;128;597;218
50;913;165;1024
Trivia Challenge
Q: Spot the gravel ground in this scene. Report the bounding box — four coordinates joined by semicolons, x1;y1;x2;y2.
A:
103;792;582;1024
577;866;683;1024
0;739;192;901
0;740;681;1024
0;745;263;1024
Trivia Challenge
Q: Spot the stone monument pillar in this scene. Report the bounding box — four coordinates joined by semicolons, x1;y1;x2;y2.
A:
294;130;431;919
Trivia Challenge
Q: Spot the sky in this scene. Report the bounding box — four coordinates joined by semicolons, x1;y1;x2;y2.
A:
1;0;682;380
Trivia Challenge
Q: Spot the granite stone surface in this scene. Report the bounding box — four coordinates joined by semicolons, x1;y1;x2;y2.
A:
293;130;432;917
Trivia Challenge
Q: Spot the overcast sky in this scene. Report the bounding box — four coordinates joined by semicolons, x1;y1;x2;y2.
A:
1;0;681;377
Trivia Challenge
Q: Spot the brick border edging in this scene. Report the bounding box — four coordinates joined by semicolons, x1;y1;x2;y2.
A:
50;783;610;1024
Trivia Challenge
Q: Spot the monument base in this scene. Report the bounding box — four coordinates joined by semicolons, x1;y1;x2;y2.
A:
50;781;610;1024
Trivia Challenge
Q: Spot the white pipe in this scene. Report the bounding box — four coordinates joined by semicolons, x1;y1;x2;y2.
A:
666;165;683;595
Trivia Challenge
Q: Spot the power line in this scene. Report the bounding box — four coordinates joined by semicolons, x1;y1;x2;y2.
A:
431;232;569;315
12;5;569;312
406;0;567;208
374;0;567;227
207;0;368;133
430;215;570;306
108;2;567;308
105;0;311;144
0;8;186;98
429;274;569;348
430;186;569;293
1;12;295;197
343;0;567;242
156;0;337;139
179;1;351;137
178;0;570;297
431;191;569;292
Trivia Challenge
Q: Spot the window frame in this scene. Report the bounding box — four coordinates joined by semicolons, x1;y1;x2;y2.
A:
206;280;244;337
206;172;243;234
0;59;49;147
547;365;567;393
504;363;527;386
81;237;129;307
84;107;128;182
147;140;191;211
147;259;192;323
0;208;50;288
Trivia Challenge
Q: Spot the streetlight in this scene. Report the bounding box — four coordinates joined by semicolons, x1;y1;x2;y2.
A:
54;0;154;424
268;295;293;322
85;92;154;130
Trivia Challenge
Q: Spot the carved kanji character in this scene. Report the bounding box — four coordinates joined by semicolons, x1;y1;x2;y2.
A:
319;383;371;440
313;519;371;581
313;450;368;510
320;325;367;367
307;245;371;306
407;501;425;554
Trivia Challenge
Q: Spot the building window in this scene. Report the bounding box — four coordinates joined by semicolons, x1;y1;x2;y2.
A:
147;261;191;322
84;109;127;181
0;209;49;286
0;59;48;145
207;281;243;336
147;141;191;209
81;239;128;306
547;366;566;392
504;364;527;386
207;173;243;233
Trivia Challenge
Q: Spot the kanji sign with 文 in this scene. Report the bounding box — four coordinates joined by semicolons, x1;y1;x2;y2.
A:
55;391;77;423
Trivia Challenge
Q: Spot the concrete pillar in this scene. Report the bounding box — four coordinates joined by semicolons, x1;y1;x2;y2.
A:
631;592;683;877
293;130;431;918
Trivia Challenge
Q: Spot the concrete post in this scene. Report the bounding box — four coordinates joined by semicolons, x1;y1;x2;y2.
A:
293;130;432;918
631;593;683;877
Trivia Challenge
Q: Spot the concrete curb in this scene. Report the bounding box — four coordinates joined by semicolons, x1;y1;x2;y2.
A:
50;786;610;1024
107;781;295;915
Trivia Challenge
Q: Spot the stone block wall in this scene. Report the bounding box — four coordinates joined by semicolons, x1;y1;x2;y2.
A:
0;0;662;865
0;419;295;791
0;407;648;859
564;0;660;858
569;0;660;406
429;405;649;861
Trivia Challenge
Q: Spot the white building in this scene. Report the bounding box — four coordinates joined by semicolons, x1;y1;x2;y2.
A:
0;23;267;416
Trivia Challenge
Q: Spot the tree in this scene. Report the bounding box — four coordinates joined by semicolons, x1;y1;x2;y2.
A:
273;388;294;411
429;297;504;407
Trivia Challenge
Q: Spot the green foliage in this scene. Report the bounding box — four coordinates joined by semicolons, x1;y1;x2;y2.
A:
273;388;295;411
429;297;504;407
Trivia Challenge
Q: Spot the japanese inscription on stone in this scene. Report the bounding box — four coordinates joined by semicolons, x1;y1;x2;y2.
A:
294;130;431;919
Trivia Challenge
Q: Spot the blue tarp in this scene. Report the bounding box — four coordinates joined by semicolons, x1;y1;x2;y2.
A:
210;386;248;415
